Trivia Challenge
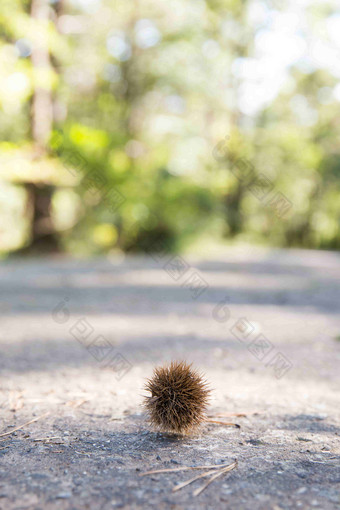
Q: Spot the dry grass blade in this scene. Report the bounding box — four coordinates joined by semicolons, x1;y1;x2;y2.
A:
193;460;238;497
172;468;218;492
206;419;240;428
140;463;229;476
0;412;50;438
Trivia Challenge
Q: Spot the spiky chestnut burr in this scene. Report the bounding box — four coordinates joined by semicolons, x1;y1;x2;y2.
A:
144;361;211;434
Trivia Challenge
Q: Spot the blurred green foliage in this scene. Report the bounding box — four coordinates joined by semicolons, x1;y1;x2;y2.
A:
0;0;339;255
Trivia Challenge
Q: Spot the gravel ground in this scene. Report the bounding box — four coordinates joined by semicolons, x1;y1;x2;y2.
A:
0;246;339;510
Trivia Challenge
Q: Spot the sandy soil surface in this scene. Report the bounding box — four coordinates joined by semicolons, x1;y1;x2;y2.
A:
0;246;339;509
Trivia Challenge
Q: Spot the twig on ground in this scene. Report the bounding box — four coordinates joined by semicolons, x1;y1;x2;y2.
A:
65;399;89;409
0;412;50;438
33;436;62;442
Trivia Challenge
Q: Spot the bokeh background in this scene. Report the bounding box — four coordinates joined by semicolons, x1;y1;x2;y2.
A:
1;0;340;257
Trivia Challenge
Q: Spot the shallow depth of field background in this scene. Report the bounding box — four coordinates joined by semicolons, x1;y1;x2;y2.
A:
0;0;339;257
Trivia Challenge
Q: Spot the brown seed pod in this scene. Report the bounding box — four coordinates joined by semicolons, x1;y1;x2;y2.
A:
144;361;211;434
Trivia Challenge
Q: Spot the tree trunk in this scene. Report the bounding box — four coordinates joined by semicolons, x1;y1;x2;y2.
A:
30;0;53;148
25;183;59;253
24;0;57;253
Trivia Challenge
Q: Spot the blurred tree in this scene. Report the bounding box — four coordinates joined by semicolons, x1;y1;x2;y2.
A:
0;0;339;255
27;0;57;252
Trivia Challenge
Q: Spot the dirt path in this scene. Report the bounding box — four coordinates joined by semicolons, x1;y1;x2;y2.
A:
0;247;339;509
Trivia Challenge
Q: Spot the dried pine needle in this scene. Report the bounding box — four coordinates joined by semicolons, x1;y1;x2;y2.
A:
0;412;50;438
212;411;259;418
172;468;219;492
140;463;230;476
141;460;238;497
193;460;238;497
206;419;240;428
